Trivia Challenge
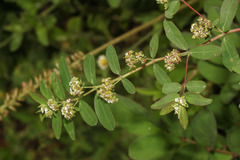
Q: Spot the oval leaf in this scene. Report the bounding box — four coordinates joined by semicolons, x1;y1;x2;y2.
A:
51;72;65;100
94;94;115;131
10;33;23;52
160;102;174;115
227;126;240;154
63;119;76;141
40;80;53;100
162;82;181;94
106;45;121;74
35;22;49;46
153;64;171;85
221;36;239;71
179;107;188;130
163;19;189;50
219;0;239;32
185;92;212;106
186;80;206;93
191;110;217;148
121;78;135;94
165;0;180;19
52;111;62;139
83;54;96;84
189;45;221;60
29;92;47;105
149;34;159;58
79;100;98;126
151;93;179;109
59;57;72;92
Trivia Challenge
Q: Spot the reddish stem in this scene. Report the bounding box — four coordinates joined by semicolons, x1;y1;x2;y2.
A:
181;0;205;19
182;54;190;95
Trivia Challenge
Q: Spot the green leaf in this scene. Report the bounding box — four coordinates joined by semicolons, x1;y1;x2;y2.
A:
40;80;53;100
165;0;180;19
185;92;212;106
10;33;23;52
51;72;65;100
83;54;97;85
162;82;181;94
149;34;159;58
227;126;240;154
191;110;217;148
63;119;76;141
106;45;121;75
232;60;240;73
79;100;98;126
153;64;171;85
198;61;230;84
160;102;174;115
219;0;239;32
186;80;206;93
121;78;135;94
59;57;72;92
52;111;62;139
35;22;49;46
151;93;179;109
163;19;189;50
129;134;180;160
94;94;115;131
189;45;221;60
220;84;238;104
221;36;239;71
107;0;121;8
29;92;47;105
179;107;188;130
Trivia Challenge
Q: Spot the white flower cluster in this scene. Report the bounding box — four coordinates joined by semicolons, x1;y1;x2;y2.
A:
69;77;84;96
48;99;58;111
39;104;53;118
125;50;146;69
164;49;181;71
61;99;76;120
172;96;188;119
156;0;168;4
190;17;212;39
97;78;118;103
97;55;108;70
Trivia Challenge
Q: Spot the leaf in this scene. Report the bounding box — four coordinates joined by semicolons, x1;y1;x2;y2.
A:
51;72;65;100
63;119;76;141
107;0;121;8
151;93;179;109
186;80;206;93
106;45;121;75
219;0;239;32
40;80;53;100
29;92;47;105
191;110;217;149
221;36;239;71
121;78;135;94
52;111;62;139
179;107;188;130
160;102;174;115
83;54;96;85
198;61;230;84
149;34;159;58
10;33;23;52
153;64;171;85
163;19;189;50
35;22;49;46
189;45;221;60
220;84;238;104
94;94;115;131
59;57;72;92
162;82;181;94
232;60;240;74
185;92;212;106
165;0;180;19
227;126;240;154
79;100;98;126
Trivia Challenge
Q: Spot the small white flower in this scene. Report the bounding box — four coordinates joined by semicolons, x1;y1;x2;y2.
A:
97;55;108;70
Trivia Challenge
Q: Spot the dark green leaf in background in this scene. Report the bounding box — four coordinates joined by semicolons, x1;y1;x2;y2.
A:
79;100;98;126
51;72;65;100
165;0;180;19
29;92;47;105
35;22;49;46
186;80;206;93
83;54;97;85
106;45;121;75
153;64;171;85
149;33;159;58
121;78;135;94
227;126;240;154
63;119;76;141
40;80;53;100
107;0;121;8
59;57;72;92
189;45;221;60
151;93;179;109
162;82;181;94
10;33;23;52
185;92;212;106
52;111;62;139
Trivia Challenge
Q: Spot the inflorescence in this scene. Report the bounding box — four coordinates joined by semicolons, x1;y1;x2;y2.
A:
61;99;76;120
164;49;181;71
172;96;188;119
69;77;84;96
190;17;212;39
125;50;146;69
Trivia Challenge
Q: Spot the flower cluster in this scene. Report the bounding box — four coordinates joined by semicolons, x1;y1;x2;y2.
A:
97;55;108;70
125;50;146;69
61;99;76;120
39;104;53;118
48;99;58;111
69;77;84;96
97;78;118;103
172;96;188;119
164;49;181;71
190;17;212;39
156;0;168;4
